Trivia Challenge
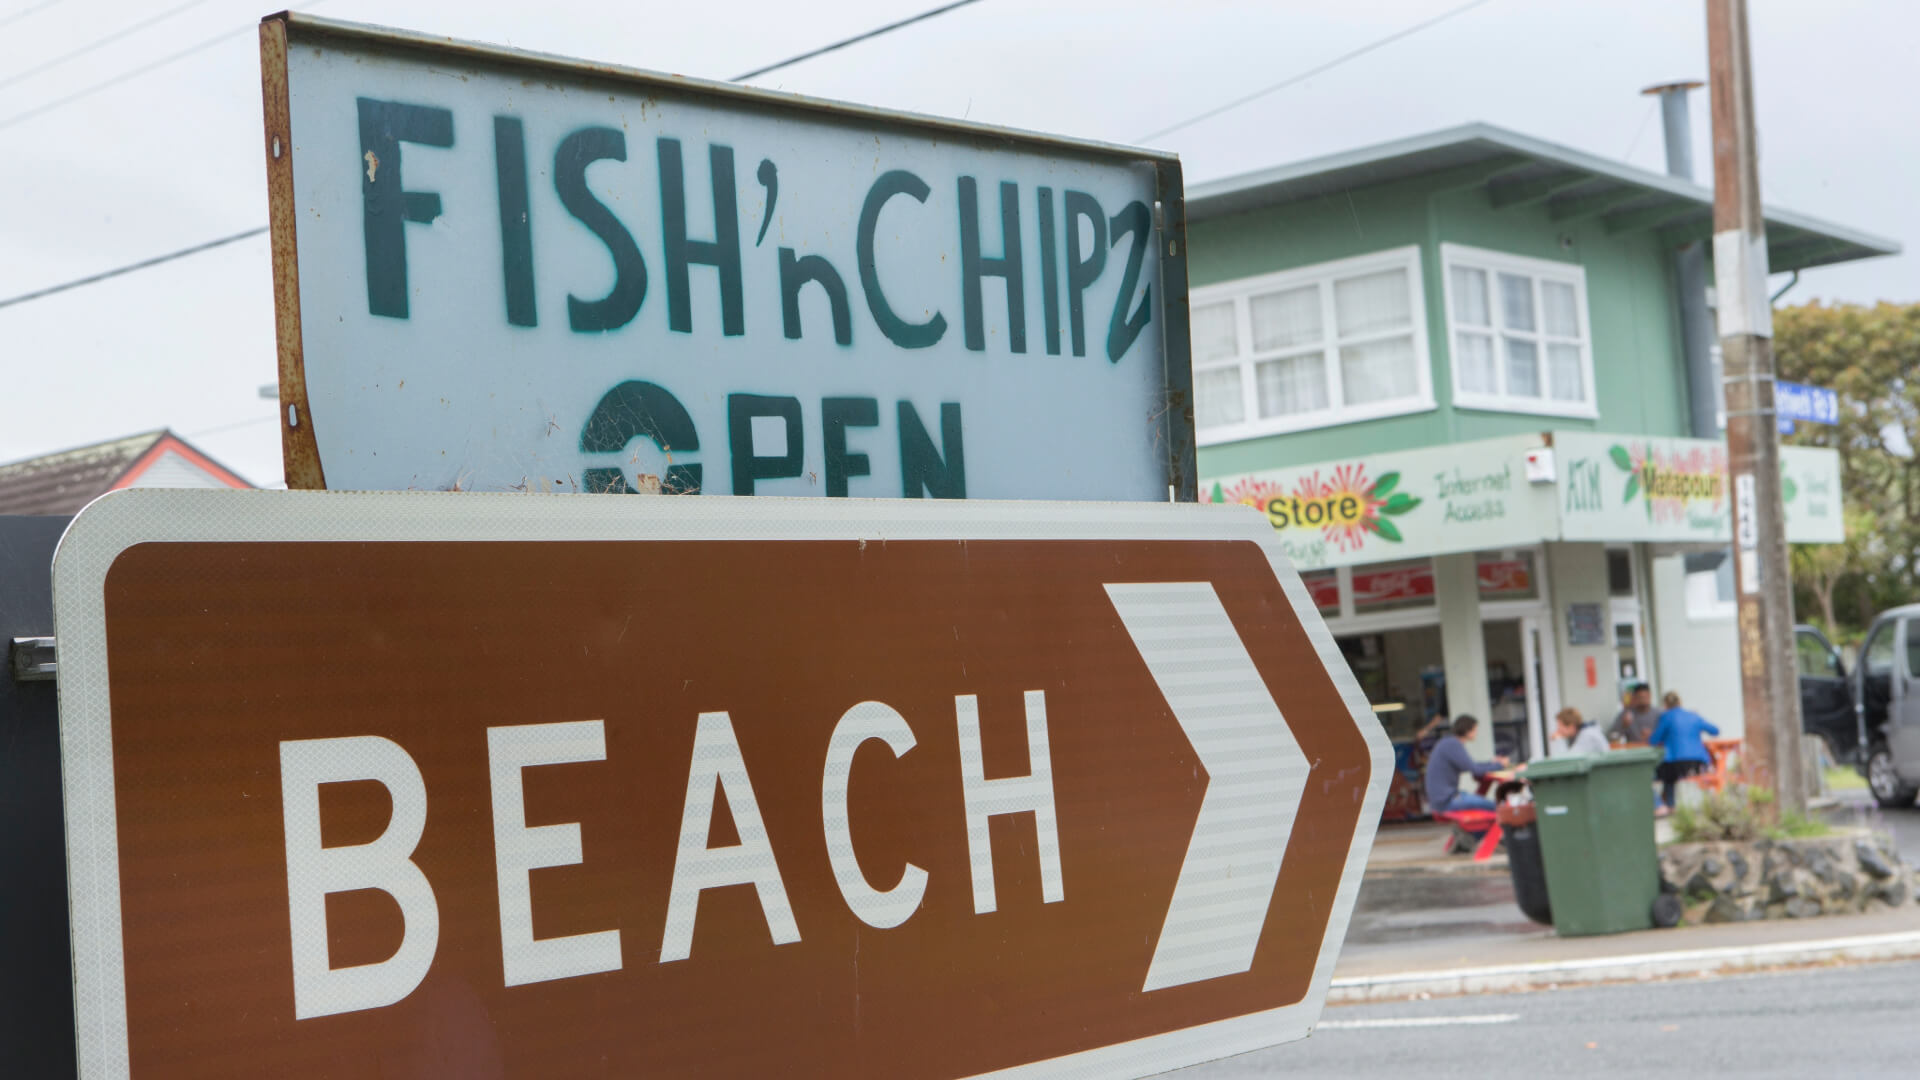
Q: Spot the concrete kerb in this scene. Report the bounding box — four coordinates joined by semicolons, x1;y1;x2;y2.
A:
1326;930;1920;1003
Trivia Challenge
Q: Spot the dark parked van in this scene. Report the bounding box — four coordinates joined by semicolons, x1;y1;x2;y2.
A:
1794;623;1861;764
1848;606;1920;808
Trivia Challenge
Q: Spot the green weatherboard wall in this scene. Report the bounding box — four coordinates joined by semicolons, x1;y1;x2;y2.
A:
1189;172;1691;477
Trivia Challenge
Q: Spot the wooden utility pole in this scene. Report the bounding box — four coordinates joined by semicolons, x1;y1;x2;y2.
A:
1707;0;1805;816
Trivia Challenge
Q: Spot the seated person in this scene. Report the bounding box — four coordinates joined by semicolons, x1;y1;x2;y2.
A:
1551;706;1610;756
1423;715;1509;814
1610;682;1658;745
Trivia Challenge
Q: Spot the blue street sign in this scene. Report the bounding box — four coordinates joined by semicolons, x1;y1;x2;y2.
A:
1777;380;1838;434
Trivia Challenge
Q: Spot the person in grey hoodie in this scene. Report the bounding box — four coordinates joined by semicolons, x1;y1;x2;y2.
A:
1553;707;1611;756
1423;715;1508;814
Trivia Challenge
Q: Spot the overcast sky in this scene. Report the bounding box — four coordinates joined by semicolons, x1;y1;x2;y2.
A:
1;0;1912;486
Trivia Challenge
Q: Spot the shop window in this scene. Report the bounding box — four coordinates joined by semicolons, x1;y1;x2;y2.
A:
1352;558;1435;612
1477;551;1537;600
1607;548;1634;597
1190;247;1433;444
1441;243;1595;417
1683;550;1736;620
1301;568;1340;615
1615;623;1640;681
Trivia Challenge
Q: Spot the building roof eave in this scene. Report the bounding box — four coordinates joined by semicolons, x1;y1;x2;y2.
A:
1185;122;1900;272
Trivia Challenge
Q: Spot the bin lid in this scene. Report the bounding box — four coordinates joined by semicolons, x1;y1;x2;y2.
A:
1522;746;1660;780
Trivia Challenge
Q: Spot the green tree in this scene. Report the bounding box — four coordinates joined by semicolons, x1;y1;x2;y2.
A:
1775;301;1920;637
1791;506;1878;639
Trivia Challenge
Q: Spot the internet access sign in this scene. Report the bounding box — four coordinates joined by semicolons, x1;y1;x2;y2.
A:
261;15;1195;500
54;491;1387;1079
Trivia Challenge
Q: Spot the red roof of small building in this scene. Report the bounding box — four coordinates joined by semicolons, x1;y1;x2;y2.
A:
0;430;253;515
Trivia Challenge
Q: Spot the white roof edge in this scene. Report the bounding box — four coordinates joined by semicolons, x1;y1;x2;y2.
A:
1186;122;1901;258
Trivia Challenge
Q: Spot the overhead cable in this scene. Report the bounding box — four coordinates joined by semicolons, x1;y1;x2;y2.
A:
0;0;63;33
0;0;984;311
1135;0;1496;143
0;0;220;92
0;227;266;311
732;0;982;81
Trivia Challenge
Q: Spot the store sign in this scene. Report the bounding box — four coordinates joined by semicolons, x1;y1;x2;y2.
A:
1555;432;1843;544
262;14;1192;499
1335;558;1534;613
1203;436;1558;570
1477;557;1535;599
1301;569;1340;612
53;489;1388;1080
1351;563;1433;607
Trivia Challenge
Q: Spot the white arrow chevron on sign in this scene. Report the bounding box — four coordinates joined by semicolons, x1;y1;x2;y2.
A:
1105;581;1309;993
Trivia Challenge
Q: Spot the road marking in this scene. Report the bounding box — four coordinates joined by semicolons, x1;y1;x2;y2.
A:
1105;581;1308;993
1318;1013;1520;1030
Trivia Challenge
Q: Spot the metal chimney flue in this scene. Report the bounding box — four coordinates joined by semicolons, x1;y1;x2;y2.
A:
1643;79;1704;180
1643;79;1717;439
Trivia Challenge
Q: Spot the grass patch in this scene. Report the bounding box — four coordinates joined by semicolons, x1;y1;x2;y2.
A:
1770;810;1831;840
1672;785;1832;843
1825;765;1867;792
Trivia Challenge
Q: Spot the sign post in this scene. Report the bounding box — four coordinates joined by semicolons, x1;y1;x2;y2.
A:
261;14;1193;502
54;489;1386;1078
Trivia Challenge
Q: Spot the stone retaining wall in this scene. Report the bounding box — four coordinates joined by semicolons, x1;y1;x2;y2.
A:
1659;832;1916;923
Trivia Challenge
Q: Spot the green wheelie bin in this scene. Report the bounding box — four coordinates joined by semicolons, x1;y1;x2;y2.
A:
1522;747;1661;936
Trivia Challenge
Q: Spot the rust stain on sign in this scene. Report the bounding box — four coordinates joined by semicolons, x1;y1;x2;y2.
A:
259;18;327;490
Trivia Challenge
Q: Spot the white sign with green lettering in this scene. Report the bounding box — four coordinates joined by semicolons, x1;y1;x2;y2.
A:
1202;436;1559;570
266;15;1189;498
1554;432;1843;544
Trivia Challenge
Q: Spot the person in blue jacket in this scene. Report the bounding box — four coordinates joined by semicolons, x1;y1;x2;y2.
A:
1649;690;1720;814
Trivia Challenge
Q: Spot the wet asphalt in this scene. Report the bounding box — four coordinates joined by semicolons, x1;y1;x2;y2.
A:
1170;959;1920;1078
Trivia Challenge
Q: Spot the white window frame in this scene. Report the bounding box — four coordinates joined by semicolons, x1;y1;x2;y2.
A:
1440;242;1598;419
1191;246;1435;445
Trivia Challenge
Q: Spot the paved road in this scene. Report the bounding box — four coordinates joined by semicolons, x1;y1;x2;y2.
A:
1170;960;1920;1079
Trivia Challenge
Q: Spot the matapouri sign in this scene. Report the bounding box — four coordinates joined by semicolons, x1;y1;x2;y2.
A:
1555;431;1843;544
262;15;1193;500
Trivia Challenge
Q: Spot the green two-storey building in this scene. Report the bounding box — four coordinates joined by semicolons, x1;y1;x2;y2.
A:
1184;121;1896;809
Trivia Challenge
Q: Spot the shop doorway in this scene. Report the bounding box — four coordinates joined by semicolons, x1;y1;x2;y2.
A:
1336;615;1554;823
1336;620;1546;760
1608;546;1651;697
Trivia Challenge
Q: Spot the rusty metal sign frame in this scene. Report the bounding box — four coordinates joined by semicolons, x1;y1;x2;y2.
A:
258;12;1196;501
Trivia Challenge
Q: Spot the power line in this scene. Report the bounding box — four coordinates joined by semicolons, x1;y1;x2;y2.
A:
1621;98;1659;166
1135;0;1496;143
0;0;220;93
0;22;255;133
732;0;982;81
0;0;62;32
0;227;265;311
0;0;331;134
0;0;983;314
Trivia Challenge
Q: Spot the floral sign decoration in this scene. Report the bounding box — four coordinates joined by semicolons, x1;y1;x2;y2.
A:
1210;463;1421;551
1607;442;1727;524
